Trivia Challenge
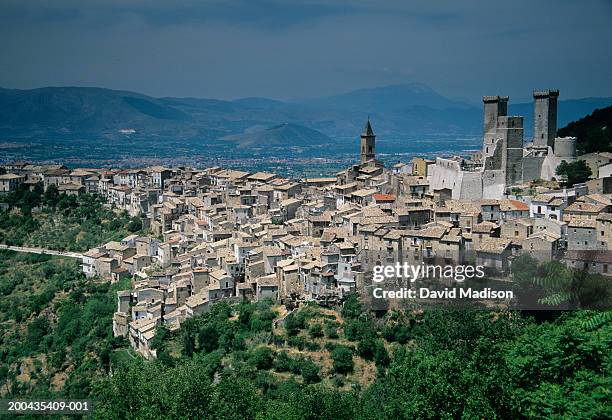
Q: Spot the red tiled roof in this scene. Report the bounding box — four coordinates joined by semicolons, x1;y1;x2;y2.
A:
373;193;396;202
509;200;529;211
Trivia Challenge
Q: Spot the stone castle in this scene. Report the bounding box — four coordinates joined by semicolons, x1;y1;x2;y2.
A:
430;89;578;200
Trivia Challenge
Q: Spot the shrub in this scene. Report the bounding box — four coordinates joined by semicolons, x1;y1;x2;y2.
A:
249;346;275;370
341;293;362;319
308;323;323;338
343;319;372;341
331;346;354;374
324;321;339;339
274;351;293;372
284;312;306;336
357;336;377;361
383;323;410;344
374;341;390;367
287;335;306;350
300;360;321;384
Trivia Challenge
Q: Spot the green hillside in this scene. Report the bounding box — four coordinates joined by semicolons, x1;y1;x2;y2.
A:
558;105;612;154
1;252;610;418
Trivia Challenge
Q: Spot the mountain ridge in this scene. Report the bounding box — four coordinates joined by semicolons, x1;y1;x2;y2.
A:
1;84;611;147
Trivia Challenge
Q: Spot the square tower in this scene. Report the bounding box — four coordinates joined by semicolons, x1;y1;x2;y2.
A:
533;89;559;148
497;116;524;185
482;96;509;158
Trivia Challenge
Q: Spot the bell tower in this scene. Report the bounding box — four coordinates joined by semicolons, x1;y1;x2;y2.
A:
360;118;376;164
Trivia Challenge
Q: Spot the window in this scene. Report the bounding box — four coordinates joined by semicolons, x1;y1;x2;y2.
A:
515;230;519;237
604;264;608;273
537;206;542;213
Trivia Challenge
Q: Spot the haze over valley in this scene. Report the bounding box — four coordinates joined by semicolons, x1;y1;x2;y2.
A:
1;83;611;175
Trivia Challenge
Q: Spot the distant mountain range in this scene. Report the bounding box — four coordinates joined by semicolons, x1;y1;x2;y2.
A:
1;84;611;151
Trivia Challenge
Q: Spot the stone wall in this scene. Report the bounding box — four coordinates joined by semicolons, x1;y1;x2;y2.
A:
522;155;546;182
481;170;505;199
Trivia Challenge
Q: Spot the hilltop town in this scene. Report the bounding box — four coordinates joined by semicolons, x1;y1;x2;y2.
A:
2;89;612;359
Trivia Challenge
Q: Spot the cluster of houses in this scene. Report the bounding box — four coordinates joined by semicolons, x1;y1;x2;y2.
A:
2;123;612;358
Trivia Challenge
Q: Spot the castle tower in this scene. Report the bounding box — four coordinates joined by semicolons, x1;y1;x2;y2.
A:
533;89;559;148
497;116;524;185
482;96;509;158
360;118;376;164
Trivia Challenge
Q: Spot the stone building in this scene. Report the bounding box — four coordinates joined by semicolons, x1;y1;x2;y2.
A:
429;89;578;200
360;118;376;164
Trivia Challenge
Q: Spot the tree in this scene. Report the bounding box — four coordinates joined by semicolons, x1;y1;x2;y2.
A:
555;160;592;186
322;321;339;339
357;336;377;361
26;316;51;352
557;105;612;154
43;184;60;207
374;340;390;367
198;325;220;353
331;346;354;374
181;322;197;357
308;323;323;338
341;293;362;319
343;319;373;341
300;360;321;384
127;217;143;232
284;312;306;336
151;325;174;366
249;346;275;370
209;376;262;420
504;312;611;418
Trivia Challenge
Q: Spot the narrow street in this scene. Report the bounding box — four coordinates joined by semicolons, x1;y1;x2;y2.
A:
0;244;83;259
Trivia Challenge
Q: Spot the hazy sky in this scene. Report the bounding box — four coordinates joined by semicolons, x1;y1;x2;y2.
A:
1;0;611;101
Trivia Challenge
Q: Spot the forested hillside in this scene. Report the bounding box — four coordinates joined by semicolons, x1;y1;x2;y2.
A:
0;184;142;251
3;260;609;419
558;105;612;154
95;299;611;419
0;251;132;398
